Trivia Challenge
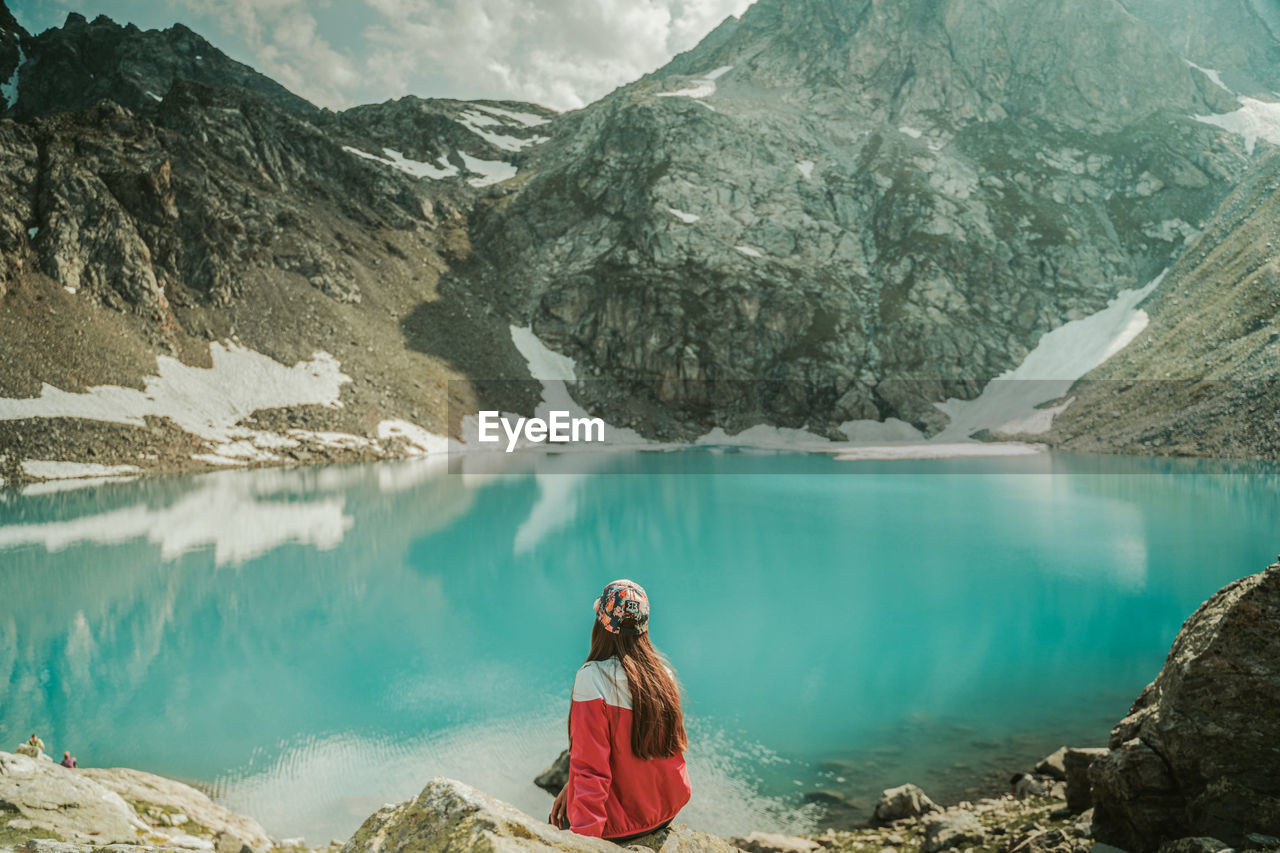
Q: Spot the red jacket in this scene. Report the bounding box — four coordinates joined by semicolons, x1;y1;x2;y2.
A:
566;659;692;838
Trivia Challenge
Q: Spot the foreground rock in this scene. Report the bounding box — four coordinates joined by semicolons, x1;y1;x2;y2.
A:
1090;560;1280;851
0;751;272;852
341;776;735;853
919;811;985;853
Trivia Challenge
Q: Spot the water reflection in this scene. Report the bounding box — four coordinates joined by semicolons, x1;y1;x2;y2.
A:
2;451;1279;843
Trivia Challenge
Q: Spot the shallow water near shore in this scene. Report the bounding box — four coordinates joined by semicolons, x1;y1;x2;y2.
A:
2;450;1278;841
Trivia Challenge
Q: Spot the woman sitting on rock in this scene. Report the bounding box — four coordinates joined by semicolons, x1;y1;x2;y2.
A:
549;579;692;842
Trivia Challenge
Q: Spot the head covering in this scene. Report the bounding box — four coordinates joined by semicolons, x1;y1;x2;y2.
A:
594;579;650;635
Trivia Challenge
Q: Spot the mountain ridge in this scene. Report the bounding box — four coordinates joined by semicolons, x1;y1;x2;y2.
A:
0;0;1278;482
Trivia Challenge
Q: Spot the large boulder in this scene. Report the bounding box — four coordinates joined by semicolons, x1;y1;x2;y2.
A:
340;776;735;853
0;751;272;851
81;766;272;852
1063;748;1108;813
0;751;142;844
872;784;939;824
1090;561;1280;852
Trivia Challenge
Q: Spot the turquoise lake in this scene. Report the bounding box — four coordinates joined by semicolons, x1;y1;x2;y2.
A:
2;450;1278;841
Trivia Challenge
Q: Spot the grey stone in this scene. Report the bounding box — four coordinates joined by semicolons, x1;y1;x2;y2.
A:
1037;748;1069;782
340;776;735;853
0;751;140;845
920;811;985;853
728;832;820;853
1064;749;1109;813
81;766;271;853
872;784;939;824
1090;563;1280;852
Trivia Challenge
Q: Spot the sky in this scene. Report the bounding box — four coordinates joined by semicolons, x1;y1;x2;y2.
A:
9;0;756;111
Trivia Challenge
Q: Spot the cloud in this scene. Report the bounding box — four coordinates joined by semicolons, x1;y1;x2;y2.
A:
166;0;361;107
167;0;756;111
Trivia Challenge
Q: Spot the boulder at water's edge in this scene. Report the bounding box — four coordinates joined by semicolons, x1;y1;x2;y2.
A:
1090;560;1280;851
341;776;735;853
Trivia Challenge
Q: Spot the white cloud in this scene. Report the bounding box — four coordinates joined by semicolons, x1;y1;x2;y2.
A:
170;0;756;111
169;0;362;107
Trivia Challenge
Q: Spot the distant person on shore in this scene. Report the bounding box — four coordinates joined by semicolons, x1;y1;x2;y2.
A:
549;579;691;842
27;733;44;752
60;751;77;768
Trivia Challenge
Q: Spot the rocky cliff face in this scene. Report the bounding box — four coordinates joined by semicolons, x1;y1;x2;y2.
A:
1088;559;1280;851
2;12;313;120
1118;0;1280;94
458;0;1256;438
0;0;1277;478
1041;148;1280;459
0;2;545;483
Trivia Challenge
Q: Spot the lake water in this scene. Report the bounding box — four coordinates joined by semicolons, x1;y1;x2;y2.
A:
2;450;1278;842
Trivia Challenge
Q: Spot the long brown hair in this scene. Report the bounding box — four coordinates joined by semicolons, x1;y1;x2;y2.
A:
583;620;688;760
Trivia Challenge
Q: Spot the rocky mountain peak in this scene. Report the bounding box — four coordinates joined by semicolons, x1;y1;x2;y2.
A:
646;0;1239;130
1;2;316;120
460;0;1258;438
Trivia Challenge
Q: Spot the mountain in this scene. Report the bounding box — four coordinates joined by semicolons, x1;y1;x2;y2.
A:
1037;147;1280;458
458;0;1257;438
2;11;314;119
1119;0;1280;94
0;0;1277;483
0;5;546;484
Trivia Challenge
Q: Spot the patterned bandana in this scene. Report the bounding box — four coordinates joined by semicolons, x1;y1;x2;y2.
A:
593;579;650;635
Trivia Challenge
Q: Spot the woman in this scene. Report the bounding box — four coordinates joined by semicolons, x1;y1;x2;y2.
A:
549;579;691;841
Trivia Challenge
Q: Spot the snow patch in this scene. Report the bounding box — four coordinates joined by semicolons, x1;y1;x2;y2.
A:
27;226;37;238
459;152;518;186
493;326;650;451
898;126;923;139
510;326;577;384
145;90;163;103
21;461;141;481
342;145;457;180
796;160;815;180
735;245;764;258
655;65;733;100
0;342;351;465
934;274;1163;440
1195;97;1280;156
376;419;452;456
1;43;24;108
1185;60;1231;94
458;110;547;151
666;207;700;223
